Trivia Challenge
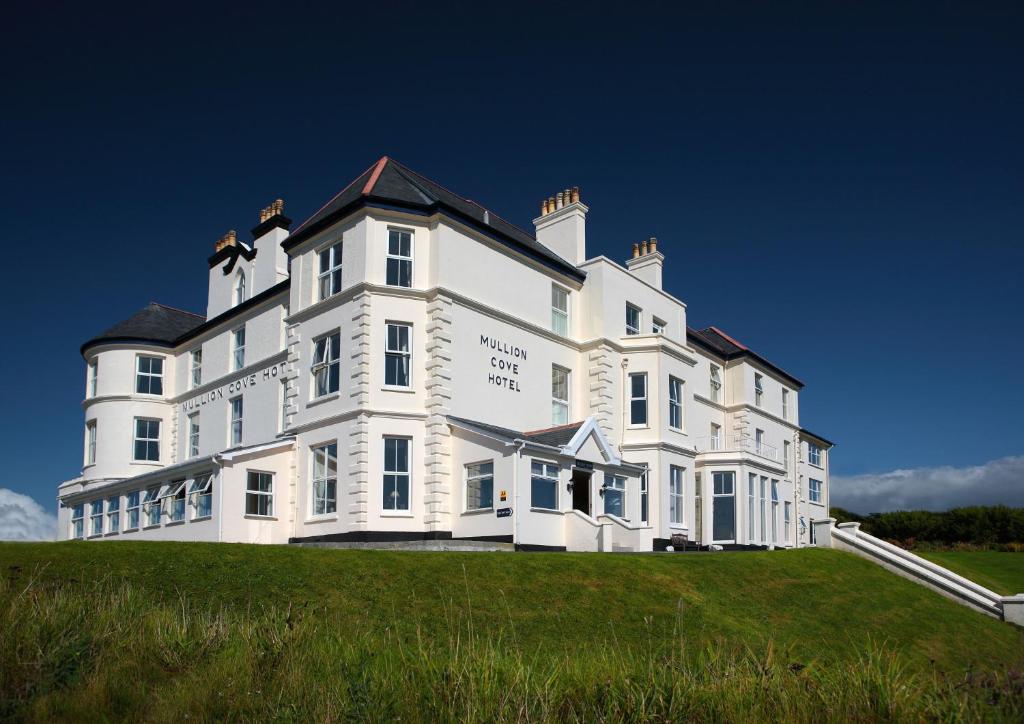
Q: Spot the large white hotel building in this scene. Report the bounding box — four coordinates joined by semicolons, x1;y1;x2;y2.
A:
58;158;833;551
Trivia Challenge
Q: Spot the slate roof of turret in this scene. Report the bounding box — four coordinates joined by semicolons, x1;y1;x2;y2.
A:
81;303;205;354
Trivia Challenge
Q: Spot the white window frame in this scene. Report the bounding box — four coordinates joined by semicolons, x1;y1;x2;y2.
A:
132;418;160;462
279;379;289;433
384;323;412;388
135;355;164;396
465;460;495;512
89;500;103;537
809;478;823;504
234;270;246;306
551;284;569;337
311;331;341;397
668;376;683;430
143;486;161;527
602;474;627;518
710;423;722;450
709;365;722;403
640;470;649;524
188;413;200;458
191;348;202;389
748;473;756;541
770;479;779;543
318;241;344;301
625;303;641;336
629;372;648;426
755;428;765;457
229;396;243;446
311;443;338;517
167;480;186;523
125;491;140;530
711;471;736;543
382;436;411;513
233;326;246;371
759;476;768;544
551;365;570;425
784;501;792;545
754;373;764;407
106;495;120;534
783;440;791;474
386;228;413;288
190;475;213;519
530;460;559;511
246;470;275;517
781;388;789;419
669;465;685;526
808;443;822;467
652;317;666;335
71;504;84;539
85;420;97;466
87;358;98;398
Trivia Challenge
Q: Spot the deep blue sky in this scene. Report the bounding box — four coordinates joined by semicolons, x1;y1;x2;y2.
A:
1;1;1021;512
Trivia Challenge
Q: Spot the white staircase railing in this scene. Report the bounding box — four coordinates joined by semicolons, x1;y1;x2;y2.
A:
814;518;1024;624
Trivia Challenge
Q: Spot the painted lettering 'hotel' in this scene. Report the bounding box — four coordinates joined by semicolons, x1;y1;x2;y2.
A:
58;158;833;551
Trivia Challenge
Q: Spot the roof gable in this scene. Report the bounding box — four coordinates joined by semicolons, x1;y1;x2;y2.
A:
285;157;585;282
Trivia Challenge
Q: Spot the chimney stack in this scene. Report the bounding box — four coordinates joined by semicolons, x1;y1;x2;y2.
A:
625;236;665;289
214;230;238;253
534;184;588;264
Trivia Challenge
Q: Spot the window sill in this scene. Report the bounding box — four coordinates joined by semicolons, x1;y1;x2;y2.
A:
529;507;562;515
381;511;414;518
123;527;139;534
87;533;103;539
191;515;212;523
166;520;185;527
627;424;649;430
131;461;162;467
668;427;686;436
104;531;120;537
244;515;278;521
669;524;689;531
143;524;161;530
307;393;340;409
381;385;414;393
306;515;338;524
461;508;494;516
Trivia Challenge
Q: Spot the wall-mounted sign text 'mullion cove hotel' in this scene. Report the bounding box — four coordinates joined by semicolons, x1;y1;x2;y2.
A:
59;158;834;551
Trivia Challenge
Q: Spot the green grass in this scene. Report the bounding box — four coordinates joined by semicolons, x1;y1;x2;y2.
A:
2;542;1023;721
918;550;1024;596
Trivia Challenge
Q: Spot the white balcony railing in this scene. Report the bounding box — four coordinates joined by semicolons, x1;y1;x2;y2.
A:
697;434;780;463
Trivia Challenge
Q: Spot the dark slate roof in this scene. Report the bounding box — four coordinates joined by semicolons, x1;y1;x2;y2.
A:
448;416;585;447
82;303;205;354
800;427;836;447
686;325;805;389
284;157;586;282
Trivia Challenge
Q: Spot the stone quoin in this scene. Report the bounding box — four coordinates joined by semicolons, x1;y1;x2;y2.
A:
58;157;833;551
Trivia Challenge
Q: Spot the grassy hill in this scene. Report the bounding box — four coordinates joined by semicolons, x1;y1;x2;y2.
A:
2;542;1023;721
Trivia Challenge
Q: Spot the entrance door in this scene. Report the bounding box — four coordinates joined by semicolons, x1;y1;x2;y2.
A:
571;469;591;516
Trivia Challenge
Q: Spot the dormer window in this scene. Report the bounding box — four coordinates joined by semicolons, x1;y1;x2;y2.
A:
234;270;246;306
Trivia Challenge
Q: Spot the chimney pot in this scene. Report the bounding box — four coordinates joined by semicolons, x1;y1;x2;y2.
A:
570;186;580;204
556;192;564;210
642;240;650;255
632;243;640;258
649;237;658;253
541;199;548;216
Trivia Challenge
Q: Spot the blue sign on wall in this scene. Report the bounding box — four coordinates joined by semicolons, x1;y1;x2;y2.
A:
496;508;512;518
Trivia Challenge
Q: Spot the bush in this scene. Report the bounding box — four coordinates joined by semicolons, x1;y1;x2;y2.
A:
830;505;1024;548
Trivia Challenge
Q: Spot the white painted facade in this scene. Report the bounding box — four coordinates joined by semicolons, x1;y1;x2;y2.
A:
58;158;833;551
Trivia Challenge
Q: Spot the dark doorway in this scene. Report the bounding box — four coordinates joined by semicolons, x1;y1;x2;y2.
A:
571;469;591;515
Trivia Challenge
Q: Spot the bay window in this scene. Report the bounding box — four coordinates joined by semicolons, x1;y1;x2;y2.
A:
383;437;410;512
312;443;338;516
312;331;341;397
384;323;411;388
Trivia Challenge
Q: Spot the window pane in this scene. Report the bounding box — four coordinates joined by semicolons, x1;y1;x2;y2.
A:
531;477;556;509
631;374;645;397
630;399;647;425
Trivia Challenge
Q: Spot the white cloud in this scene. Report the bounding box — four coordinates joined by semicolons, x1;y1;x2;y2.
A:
832;456;1024;515
0;488;57;541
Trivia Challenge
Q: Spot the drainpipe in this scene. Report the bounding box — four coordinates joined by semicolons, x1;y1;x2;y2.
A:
620;358;629;450
213;453;225;543
510;439;526;548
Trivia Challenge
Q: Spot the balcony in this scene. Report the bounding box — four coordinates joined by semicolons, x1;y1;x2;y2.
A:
696;434;781;463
